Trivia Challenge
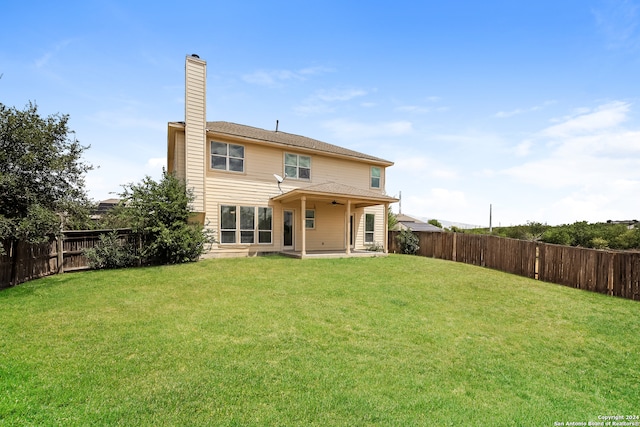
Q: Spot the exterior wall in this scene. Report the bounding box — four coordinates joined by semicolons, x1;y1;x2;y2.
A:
311;155;385;194
173;132;186;181
171;127;391;256
184;56;206;213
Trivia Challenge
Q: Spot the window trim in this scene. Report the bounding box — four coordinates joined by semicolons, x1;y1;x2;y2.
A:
220;205;273;245
370;166;381;189
365;213;375;244
257;207;273;244
210;141;245;173
284;153;311;181
305;209;315;229
220;205;237;244
240;206;255;244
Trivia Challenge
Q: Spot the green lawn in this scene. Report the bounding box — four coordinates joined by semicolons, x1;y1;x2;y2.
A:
1;255;639;426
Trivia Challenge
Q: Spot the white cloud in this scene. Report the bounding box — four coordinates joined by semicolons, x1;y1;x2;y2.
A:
242;66;333;87
294;87;369;116
35;39;73;68
496;100;640;223
322;118;413;140
147;157;166;169
542;101;630;137
393;156;458;179
395;105;433;114
495;100;556;118
592;0;640;50
88;108;165;131
315;88;367;102
394;96;448;114
400;188;469;221
513;140;533;157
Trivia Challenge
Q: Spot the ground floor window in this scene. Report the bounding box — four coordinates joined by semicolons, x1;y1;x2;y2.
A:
258;207;272;244
365;213;375;243
220;205;273;244
305;209;315;229
221;205;237;243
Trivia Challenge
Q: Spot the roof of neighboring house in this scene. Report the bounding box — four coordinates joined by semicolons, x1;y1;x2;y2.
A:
399;221;442;232
91;198;121;218
169;120;393;165
395;213;442;232
396;213;423;223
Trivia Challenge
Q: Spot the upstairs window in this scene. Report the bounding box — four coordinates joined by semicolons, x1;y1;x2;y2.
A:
211;141;244;172
370;166;381;188
285;153;311;180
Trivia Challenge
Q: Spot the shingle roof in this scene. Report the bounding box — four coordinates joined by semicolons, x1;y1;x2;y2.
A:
204;121;393;165
399;221;442;232
272;181;398;204
299;182;398;201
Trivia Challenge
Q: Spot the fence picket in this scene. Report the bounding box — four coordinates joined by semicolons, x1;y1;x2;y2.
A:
389;231;640;301
1;229;132;288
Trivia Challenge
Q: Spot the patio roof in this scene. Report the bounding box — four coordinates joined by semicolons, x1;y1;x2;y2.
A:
271;181;399;207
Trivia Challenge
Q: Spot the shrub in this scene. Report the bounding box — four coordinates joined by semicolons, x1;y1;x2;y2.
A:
396;229;420;255
366;242;384;252
114;170;215;265
84;231;138;269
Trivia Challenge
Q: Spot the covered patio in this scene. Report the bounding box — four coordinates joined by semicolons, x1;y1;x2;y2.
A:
271;182;398;258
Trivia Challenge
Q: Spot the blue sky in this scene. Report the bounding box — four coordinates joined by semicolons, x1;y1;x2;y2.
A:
2;0;640;226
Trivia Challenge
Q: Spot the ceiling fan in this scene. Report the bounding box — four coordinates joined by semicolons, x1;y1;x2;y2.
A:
330;200;345;206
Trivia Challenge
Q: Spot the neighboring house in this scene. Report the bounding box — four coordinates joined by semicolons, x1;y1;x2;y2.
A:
167;55;398;258
607;220;638;230
395;213;442;232
90;198;120;221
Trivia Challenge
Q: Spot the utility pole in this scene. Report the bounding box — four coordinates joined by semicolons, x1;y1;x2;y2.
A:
399;191;402;214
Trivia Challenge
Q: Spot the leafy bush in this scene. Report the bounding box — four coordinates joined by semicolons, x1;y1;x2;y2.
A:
366;242;384;252
396;229;420;255
84;231;138;269
116;170;215;265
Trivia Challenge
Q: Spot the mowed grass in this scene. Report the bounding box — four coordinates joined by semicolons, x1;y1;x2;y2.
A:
1;255;639;426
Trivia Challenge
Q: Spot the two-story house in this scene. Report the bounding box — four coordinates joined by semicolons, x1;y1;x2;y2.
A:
167;55;398;258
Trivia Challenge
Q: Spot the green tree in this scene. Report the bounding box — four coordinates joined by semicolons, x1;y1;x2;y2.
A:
0;102;92;249
115;169;213;265
388;207;398;230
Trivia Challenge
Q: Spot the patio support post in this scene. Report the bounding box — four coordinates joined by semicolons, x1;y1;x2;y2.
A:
383;202;389;254
301;196;306;257
346;200;352;255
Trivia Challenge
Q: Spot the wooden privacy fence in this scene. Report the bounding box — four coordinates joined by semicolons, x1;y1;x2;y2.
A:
0;229;132;289
388;231;640;301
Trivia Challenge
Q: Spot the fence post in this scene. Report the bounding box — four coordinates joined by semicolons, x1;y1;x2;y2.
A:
452;233;457;262
607;253;614;296
9;239;18;287
57;235;64;274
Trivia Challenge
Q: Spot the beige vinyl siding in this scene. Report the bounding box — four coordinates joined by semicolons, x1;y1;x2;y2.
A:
204;135;387;195
184;57;206;213
173;132;186;181
174;127;392;256
302;203;346;250
311;155;385;194
354;205;386;250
